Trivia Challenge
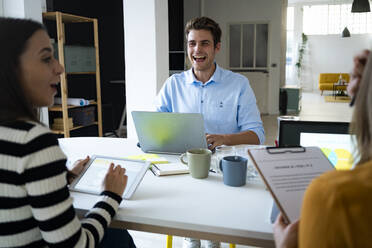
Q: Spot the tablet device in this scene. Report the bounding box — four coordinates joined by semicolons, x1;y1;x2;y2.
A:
70;155;151;199
132;111;207;154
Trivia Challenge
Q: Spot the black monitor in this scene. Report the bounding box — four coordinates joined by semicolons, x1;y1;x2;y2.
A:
278;120;350;147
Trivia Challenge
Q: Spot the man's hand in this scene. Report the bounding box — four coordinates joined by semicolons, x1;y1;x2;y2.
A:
273;213;299;248
206;133;227;150
348;49;370;97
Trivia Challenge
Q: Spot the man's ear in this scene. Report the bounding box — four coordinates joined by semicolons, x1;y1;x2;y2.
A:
215;42;221;53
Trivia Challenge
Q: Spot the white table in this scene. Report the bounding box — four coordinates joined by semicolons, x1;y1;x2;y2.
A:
59;137;275;247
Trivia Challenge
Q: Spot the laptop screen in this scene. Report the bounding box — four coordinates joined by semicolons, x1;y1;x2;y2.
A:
278;120;355;170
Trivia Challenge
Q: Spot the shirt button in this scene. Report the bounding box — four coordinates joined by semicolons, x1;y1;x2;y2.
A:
202;85;205;88
201;100;204;103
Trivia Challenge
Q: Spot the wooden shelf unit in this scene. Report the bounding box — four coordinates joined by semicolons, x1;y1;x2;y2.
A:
43;11;103;137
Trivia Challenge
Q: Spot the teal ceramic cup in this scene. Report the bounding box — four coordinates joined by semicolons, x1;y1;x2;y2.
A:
219;156;247;187
180;148;212;179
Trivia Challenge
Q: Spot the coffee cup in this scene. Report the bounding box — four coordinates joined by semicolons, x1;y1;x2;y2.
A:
180;148;212;179
219;156;247;187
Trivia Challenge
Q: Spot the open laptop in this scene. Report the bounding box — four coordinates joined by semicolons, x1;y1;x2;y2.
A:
132;111;207;154
270;120;353;223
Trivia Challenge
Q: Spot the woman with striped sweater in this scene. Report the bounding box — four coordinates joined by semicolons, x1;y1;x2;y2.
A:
0;17;135;247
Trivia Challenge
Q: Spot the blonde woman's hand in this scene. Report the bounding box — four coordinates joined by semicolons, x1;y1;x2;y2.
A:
103;163;128;196
348;49;370;97
273;213;299;248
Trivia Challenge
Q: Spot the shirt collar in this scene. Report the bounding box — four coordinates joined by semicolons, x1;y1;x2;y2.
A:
185;63;222;85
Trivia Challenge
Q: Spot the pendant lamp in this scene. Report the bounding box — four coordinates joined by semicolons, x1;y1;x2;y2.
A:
342;27;351;37
351;0;371;12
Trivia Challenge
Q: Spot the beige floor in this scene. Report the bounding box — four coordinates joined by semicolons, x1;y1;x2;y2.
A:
127;91;352;248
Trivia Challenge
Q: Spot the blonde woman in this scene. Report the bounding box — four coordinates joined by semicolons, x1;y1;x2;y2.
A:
274;49;372;248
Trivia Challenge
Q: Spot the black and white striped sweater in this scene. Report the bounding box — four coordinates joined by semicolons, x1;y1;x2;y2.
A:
0;121;122;248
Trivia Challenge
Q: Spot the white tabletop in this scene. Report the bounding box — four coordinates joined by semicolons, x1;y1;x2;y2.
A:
59;137;275;247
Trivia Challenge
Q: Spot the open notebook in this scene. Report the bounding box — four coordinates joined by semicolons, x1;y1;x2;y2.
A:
150;162;189;176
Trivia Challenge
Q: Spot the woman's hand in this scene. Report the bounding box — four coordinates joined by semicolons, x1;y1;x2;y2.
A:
67;156;90;184
348;49;370;97
103;163;128;196
273;213;299;248
70;156;90;176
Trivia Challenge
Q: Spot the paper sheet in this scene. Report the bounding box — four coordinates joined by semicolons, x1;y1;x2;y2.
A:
248;146;334;222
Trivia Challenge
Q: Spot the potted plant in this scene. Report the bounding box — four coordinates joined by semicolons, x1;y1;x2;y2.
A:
295;33;308;79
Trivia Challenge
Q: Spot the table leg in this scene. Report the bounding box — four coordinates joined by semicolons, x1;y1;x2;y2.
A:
166;235;173;248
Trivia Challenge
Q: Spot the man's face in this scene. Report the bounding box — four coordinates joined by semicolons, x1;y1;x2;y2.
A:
187;29;220;72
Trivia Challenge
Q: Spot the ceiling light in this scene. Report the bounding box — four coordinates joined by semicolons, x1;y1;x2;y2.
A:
342;27;351;37
351;0;371;13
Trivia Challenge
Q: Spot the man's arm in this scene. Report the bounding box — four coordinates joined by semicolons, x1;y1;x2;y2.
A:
155;77;173;112
206;130;260;150
236;76;265;145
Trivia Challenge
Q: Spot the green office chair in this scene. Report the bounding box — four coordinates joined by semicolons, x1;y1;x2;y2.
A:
166;235;236;248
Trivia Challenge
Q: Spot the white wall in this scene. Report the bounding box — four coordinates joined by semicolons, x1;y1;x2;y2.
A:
202;0;286;114
124;0;169;139
0;1;3;16
3;0;43;21
307;34;372;91
23;0;42;21
3;0;24;18
184;0;201;27
290;2;372;92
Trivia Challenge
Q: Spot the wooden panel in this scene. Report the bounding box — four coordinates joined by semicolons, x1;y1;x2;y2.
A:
51;122;98;134
43;11;93;23
94;19;103;137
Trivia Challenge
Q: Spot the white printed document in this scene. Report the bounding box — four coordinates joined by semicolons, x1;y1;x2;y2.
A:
248;146;334;223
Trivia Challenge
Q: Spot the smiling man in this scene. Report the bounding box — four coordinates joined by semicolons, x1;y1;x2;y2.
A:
155;15;264;248
156;17;264;152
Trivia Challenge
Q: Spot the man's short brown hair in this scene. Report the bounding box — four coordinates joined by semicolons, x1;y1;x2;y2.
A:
185;17;221;47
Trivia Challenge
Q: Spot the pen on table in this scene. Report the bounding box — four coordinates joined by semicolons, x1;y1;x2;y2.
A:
209;169;216;173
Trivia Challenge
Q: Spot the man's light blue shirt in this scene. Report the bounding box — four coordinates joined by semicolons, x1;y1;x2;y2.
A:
155;64;265;144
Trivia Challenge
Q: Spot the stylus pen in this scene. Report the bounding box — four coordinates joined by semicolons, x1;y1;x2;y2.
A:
349;94;357;107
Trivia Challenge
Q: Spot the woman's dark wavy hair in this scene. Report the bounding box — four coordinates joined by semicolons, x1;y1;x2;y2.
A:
0;17;46;124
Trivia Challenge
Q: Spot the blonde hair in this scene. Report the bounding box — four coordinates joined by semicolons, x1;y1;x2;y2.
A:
351;52;372;165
